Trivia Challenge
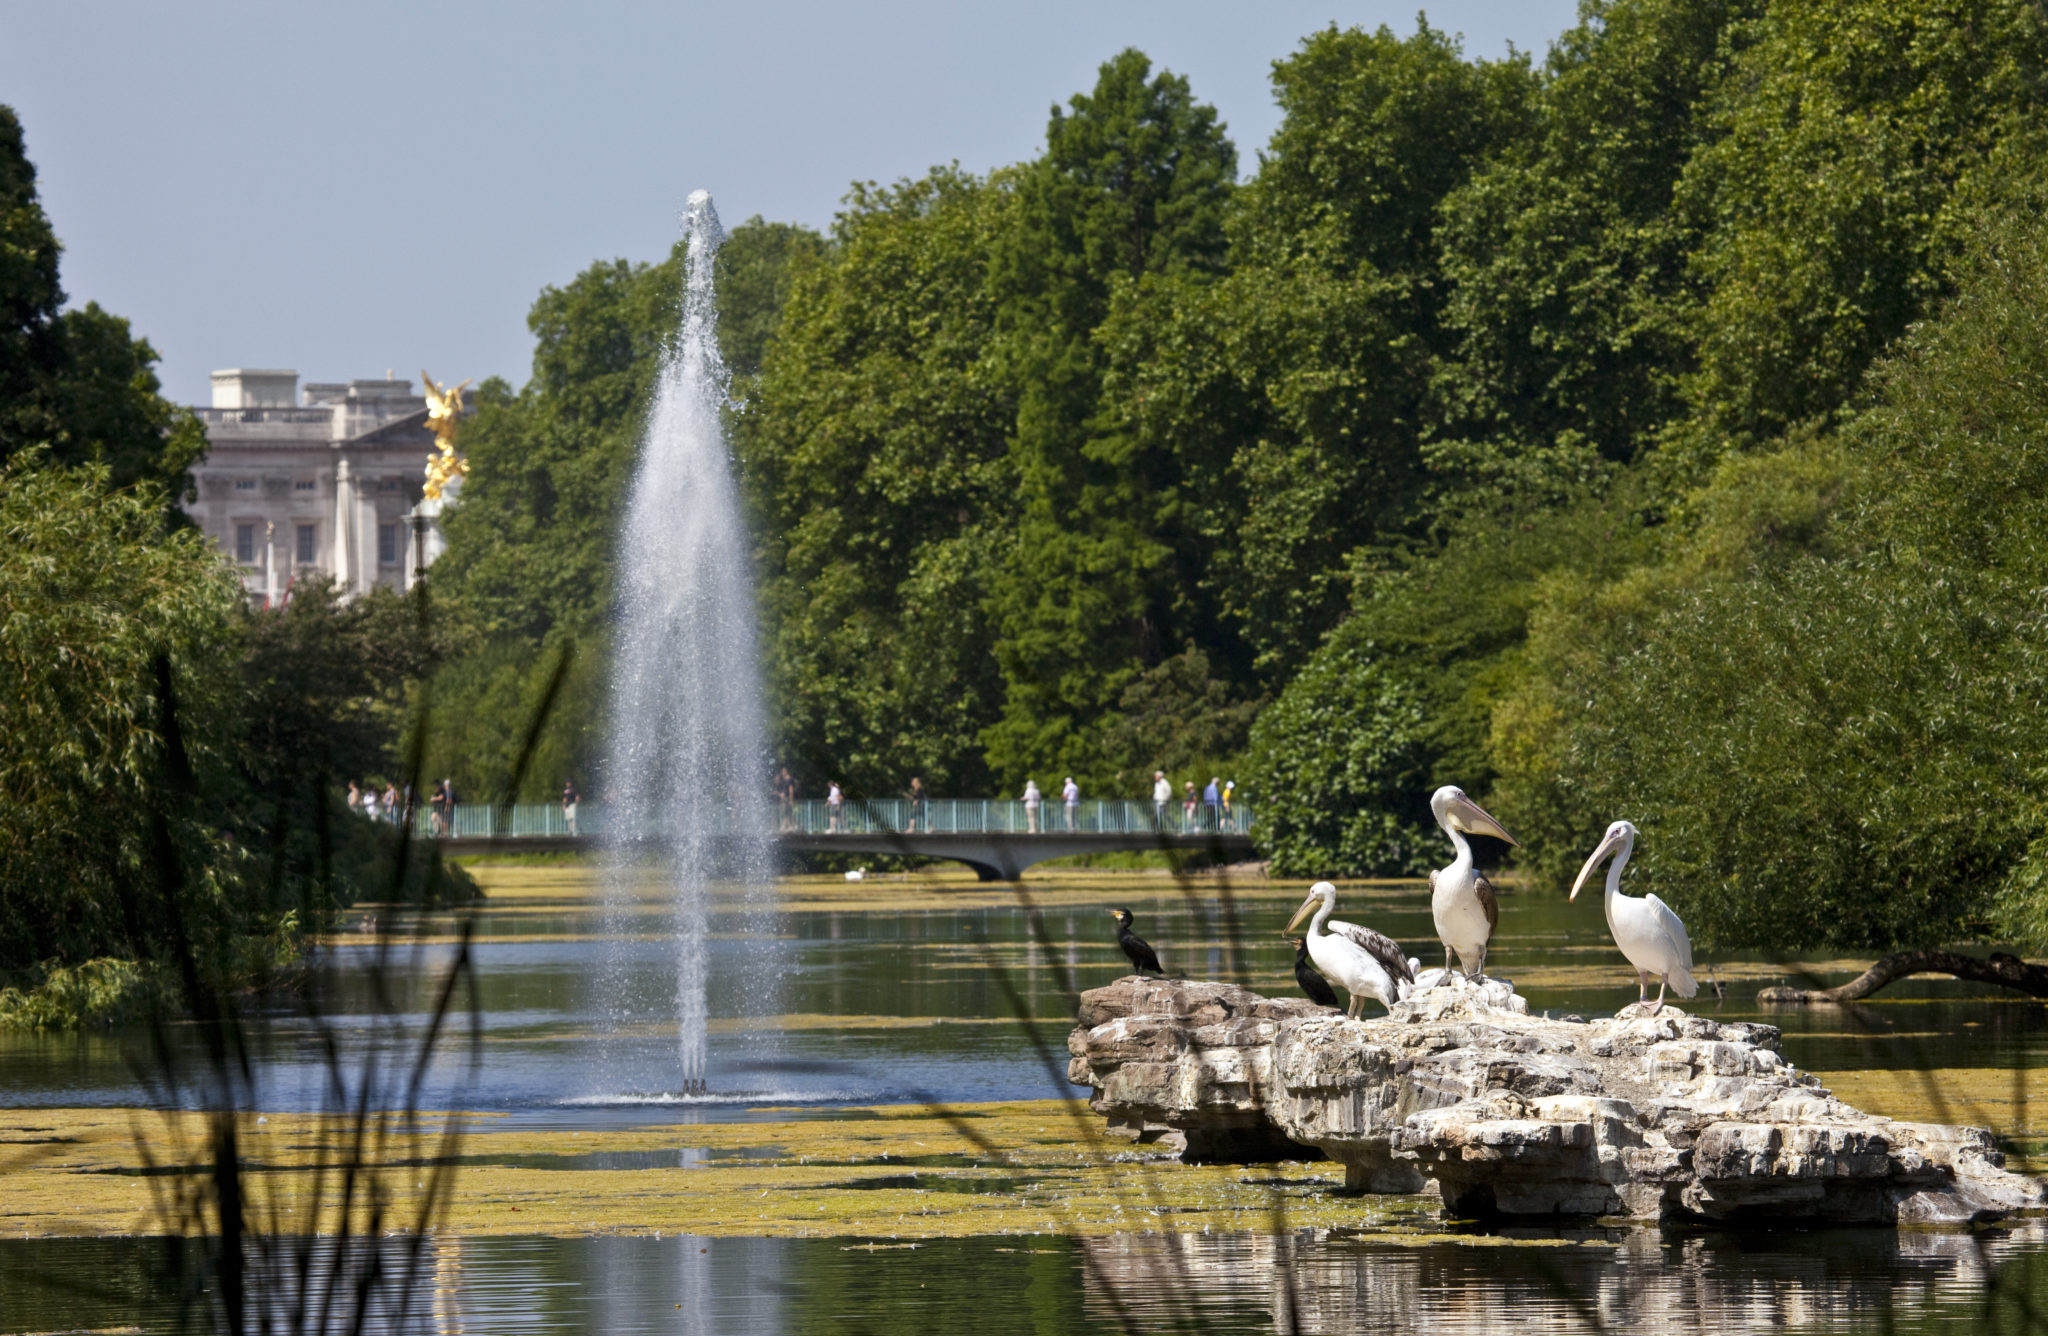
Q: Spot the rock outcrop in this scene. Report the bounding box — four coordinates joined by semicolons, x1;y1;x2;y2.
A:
1068;975;2045;1225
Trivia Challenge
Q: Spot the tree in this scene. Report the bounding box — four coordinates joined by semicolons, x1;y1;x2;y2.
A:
740;170;1018;796
0;463;240;972
980;49;1239;783
426;217;823;796
1103;23;1535;675
0;106;205;502
1672;0;2048;454
1510;177;2048;951
1430;0;1751;504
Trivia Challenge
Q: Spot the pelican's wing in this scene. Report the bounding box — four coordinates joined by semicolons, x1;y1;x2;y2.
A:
1644;893;1693;970
1474;872;1499;936
1329;919;1415;984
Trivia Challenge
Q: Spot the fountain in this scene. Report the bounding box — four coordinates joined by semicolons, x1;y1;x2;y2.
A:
600;190;775;1096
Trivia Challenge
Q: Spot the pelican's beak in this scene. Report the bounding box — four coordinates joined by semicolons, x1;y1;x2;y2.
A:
1284;897;1317;934
1449;793;1519;847
1570;827;1629;901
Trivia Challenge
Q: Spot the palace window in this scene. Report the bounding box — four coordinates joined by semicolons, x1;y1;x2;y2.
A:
294;479;316;492
235;523;255;564
378;523;398;566
235;478;257;492
296;523;316;565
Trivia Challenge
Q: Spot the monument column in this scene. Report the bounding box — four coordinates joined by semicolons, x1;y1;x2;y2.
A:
332;456;355;596
263;520;277;608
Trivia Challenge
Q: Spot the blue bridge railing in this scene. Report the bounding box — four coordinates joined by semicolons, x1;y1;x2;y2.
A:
396;798;1255;841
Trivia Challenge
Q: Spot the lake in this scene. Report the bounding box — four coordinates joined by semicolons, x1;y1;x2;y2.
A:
3;860;2044;1332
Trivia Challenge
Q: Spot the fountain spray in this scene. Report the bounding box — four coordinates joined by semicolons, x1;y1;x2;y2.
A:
601;191;775;1096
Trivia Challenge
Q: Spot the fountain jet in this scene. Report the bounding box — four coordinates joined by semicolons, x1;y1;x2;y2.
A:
601;190;775;1096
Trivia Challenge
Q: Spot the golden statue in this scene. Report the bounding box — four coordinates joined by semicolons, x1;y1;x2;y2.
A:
421;369;473;501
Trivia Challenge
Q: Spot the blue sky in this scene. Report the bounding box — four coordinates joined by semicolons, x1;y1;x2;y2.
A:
3;0;1580;403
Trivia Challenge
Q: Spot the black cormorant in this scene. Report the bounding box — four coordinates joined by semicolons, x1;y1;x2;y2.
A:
1290;937;1341;1009
1108;907;1163;976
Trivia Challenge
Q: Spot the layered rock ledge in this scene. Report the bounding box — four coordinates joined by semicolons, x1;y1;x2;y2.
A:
1067;975;2045;1226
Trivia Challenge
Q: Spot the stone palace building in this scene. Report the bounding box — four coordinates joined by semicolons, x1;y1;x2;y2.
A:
182;369;457;605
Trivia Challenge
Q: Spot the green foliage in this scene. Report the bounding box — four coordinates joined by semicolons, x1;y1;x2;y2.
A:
1096;647;1260;795
1246;489;1657;877
720;217;829;378
981;49;1241;782
0;106;205;502
427;216;823;796
0;463;474;1017
1431;0;1746;502
1673;0;2048;451
1104;23;1536;673
0;957;171;1029
409;10;2048;962
1519;180;2048;951
1243;640;1435;877
0;462;242;972
742;169;1015;796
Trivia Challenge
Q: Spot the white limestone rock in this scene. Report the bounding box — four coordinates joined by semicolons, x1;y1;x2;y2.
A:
1067;975;2047;1226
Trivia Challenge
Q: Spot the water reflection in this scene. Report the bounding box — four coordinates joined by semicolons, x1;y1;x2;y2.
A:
7;1227;2048;1335
1083;1226;2048;1334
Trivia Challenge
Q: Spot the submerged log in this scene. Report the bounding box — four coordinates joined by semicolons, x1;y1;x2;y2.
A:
1756;950;2048;1004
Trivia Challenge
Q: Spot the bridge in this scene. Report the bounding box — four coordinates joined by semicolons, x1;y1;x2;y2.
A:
428;797;1257;881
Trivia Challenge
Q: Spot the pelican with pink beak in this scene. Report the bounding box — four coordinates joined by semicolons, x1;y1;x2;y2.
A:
1284;881;1415;1018
1427;786;1518;987
1571;819;1697;1014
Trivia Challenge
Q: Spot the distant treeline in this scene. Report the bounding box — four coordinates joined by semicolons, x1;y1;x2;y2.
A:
430;0;2048;952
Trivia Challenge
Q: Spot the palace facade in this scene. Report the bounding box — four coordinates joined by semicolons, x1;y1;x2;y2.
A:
182;369;454;604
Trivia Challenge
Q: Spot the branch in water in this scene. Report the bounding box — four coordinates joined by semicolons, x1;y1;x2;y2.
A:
1757;949;2048;1003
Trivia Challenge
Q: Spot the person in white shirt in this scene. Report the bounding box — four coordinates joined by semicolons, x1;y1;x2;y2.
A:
1022;779;1042;833
1152;771;1172;830
1062;776;1080;831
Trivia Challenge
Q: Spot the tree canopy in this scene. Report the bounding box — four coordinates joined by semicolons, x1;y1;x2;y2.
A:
421;4;2048;952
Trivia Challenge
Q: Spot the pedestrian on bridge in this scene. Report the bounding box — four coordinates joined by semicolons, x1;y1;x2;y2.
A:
562;780;580;836
1023;779;1042;833
907;776;928;833
1182;781;1198;832
827;780;844;833
1063;776;1080;831
1152;771;1171;830
776;768;797;830
1203;777;1221;831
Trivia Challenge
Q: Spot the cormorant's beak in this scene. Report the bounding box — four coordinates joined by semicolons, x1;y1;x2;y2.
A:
1283;897;1316;934
1450;794;1519;847
1570;827;1629;901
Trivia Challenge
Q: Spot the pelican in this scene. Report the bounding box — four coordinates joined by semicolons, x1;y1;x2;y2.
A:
1284;881;1415;1018
1571;819;1697;1014
1427;786;1518;986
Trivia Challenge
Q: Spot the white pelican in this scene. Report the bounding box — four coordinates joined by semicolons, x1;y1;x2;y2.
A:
1427;786;1518;986
1284;881;1416;1018
1571;819;1697;1014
